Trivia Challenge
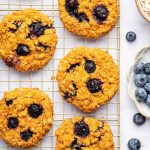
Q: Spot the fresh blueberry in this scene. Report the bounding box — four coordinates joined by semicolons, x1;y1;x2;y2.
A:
93;5;109;23
8;117;19;129
144;83;150;93
134;74;147;87
16;44;30;56
146;95;150;107
128;138;141;150
74;121;90;138
84;60;96;73
28;104;43;118
147;75;150;83
133;113;146;126
126;32;136;42
133;61;144;74
87;78;103;93
144;63;150;75
135;88;147;103
20;129;33;141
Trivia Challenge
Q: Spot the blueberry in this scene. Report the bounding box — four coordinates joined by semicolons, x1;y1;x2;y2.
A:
133;113;146;126
87;78;103;93
147;75;150;83
16;44;30;56
135;88;147;103
29;22;46;38
146;94;150;107
70;139;82;150
134;74;147;87
93;5;109;23
65;0;79;16
126;32;136;42
20;129;33;141
28;104;43;118
133;61;144;74
144;83;150;93
144;63;150;75
84;60;96;73
76;12;89;22
74;121;90;138
5;99;13;106
128;138;141;150
8;117;19;129
67;63;80;73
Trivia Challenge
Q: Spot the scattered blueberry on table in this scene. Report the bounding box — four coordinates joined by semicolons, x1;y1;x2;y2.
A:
133;113;146;126
126;31;136;42
128;138;141;150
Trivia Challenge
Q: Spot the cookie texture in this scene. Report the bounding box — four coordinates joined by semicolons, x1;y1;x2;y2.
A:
55;116;114;150
58;0;119;38
0;88;53;148
0;9;58;71
56;47;119;112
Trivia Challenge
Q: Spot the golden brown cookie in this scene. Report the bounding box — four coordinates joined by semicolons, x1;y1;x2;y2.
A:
0;9;58;71
58;0;119;38
56;47;119;112
55;116;114;150
0;88;53;148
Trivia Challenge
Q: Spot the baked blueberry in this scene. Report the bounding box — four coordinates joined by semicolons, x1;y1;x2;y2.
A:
28;104;43;118
135;88;147;103
133;113;146;126
70;139;82;150
5;99;13;106
146;94;150;107
87;78;103;93
67;63;80;73
144;83;150;93
65;0;79;16
133;61;144;74
144;63;150;75
74;121;90;138
128;138;141;150
134;74;147;87
93;5;109;23
20;129;33;141
8;117;19;129
85;60;96;73
16;44;30;56
126;32;136;42
76;12;89;22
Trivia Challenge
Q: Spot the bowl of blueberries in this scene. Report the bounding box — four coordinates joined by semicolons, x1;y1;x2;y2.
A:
128;46;150;117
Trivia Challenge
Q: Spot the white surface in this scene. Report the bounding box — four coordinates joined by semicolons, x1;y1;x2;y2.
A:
120;0;150;150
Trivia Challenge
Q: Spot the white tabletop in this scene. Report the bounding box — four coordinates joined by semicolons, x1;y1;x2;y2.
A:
120;0;150;149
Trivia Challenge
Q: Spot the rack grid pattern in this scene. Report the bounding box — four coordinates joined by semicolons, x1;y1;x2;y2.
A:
0;0;120;149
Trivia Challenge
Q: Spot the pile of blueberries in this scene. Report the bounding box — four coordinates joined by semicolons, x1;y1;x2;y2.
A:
133;61;150;106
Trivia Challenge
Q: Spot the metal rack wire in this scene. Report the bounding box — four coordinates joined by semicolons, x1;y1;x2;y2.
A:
0;0;120;149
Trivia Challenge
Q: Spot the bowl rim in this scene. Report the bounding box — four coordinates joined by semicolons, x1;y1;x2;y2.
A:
135;0;150;22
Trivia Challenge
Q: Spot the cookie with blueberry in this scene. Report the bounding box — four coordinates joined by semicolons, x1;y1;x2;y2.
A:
0;88;53;148
56;47;119;112
58;0;119;38
55;116;114;150
0;9;58;71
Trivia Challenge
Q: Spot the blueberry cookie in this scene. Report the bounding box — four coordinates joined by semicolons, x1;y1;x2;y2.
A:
56;47;119;112
58;0;119;38
55;116;114;150
0;88;53;148
0;9;58;71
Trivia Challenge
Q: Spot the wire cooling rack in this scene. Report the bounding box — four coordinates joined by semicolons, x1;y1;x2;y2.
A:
0;0;120;149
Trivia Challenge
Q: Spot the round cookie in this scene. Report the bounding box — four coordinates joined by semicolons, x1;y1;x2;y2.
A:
55;116;114;150
58;0;119;38
0;88;53;148
0;9;58;71
56;47;119;112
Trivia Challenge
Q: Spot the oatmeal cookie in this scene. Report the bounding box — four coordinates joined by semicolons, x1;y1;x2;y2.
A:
0;9;58;71
56;47;119;112
0;88;53;148
58;0;119;38
55;116;114;150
